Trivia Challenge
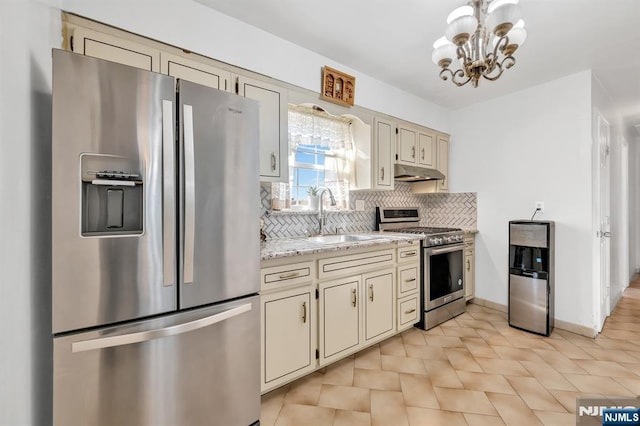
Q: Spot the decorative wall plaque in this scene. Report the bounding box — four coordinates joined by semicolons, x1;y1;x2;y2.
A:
321;66;355;107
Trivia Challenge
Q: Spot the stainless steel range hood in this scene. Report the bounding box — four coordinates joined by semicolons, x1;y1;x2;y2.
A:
394;164;445;182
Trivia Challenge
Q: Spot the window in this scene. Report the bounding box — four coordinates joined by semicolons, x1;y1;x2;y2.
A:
272;105;354;210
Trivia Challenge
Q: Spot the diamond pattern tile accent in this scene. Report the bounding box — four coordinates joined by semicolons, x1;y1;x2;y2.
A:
261;183;477;239
261;277;640;425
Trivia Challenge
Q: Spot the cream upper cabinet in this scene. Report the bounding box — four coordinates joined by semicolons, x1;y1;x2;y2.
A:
436;134;450;192
418;129;436;168
236;75;288;183
410;131;451;194
397;125;417;166
373;117;395;190
70;27;160;72
161;53;231;91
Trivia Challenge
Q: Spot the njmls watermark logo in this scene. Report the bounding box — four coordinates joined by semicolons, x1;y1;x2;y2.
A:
577;397;640;426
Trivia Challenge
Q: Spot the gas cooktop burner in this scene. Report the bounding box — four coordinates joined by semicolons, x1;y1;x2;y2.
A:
375;207;465;247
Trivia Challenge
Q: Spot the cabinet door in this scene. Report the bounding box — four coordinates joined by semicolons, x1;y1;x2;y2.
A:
436;134;449;192
363;269;395;342
418;130;436;168
464;250;475;300
397;126;417;165
261;287;314;391
319;277;361;364
236;76;288;182
373;117;394;189
70;27;159;72
161;53;230;91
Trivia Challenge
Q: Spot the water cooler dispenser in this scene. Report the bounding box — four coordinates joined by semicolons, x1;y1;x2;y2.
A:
508;221;555;336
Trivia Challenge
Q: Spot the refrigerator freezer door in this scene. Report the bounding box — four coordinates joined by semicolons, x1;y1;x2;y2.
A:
178;81;260;308
53;295;260;426
508;273;549;334
52;50;177;334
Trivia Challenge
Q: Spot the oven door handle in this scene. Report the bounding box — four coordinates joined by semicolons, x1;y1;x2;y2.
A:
426;243;465;255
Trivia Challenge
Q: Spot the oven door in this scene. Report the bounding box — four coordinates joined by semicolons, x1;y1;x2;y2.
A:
424;243;465;310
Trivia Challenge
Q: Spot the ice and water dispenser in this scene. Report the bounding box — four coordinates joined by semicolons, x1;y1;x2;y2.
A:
508;221;555;336
81;154;143;236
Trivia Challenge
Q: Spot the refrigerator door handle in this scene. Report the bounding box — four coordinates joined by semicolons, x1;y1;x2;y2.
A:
71;303;253;353
183;104;195;284
162;100;176;287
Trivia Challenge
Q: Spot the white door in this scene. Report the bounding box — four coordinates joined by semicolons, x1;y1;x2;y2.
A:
595;111;611;331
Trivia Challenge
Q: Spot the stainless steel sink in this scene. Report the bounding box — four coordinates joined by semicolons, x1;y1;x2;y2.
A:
305;234;381;244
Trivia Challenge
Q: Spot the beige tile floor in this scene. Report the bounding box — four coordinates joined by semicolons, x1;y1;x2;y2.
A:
261;277;640;425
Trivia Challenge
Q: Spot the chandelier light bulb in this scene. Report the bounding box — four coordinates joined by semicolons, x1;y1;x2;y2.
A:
486;3;523;36
445;15;479;46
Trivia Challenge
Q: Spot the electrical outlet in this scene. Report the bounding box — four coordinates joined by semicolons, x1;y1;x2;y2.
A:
355;200;365;211
535;201;544;212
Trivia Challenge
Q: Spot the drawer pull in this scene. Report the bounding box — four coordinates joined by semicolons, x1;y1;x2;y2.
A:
351;288;357;307
369;284;374;302
279;271;301;280
405;308;416;314
405;278;417;283
467;260;471;271
402;251;417;257
302;301;307;323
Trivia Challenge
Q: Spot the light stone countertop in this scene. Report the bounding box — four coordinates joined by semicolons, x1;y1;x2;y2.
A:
260;232;423;261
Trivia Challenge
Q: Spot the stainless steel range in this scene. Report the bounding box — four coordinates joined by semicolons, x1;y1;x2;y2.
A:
376;207;466;330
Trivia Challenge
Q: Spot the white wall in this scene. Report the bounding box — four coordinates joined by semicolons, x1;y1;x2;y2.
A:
61;0;450;133
0;0;60;424
449;71;595;329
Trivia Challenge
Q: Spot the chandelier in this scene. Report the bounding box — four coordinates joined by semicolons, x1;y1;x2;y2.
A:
432;0;526;87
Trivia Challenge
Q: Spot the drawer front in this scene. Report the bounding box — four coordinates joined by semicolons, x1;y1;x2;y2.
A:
318;249;394;280
398;265;418;296
261;261;314;292
397;245;420;263
398;295;419;329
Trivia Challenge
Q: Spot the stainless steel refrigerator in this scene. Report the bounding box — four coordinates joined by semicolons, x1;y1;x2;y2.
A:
51;50;260;426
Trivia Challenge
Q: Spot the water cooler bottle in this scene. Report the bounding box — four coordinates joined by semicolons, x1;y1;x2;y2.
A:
508;221;555;336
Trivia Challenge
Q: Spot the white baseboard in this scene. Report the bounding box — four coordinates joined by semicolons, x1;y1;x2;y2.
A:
469;297;596;338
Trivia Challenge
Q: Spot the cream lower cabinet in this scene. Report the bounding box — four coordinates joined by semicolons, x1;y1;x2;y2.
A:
396;242;421;331
261;286;315;392
318;276;361;364
464;235;475;300
363;269;395;341
318;268;395;366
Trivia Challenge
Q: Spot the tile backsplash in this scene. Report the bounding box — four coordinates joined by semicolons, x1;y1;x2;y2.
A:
261;182;476;239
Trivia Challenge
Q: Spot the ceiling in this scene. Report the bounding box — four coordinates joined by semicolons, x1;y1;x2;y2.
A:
195;0;640;135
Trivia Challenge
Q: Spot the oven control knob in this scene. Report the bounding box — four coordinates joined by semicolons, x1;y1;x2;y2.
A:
428;238;437;245
443;236;451;243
